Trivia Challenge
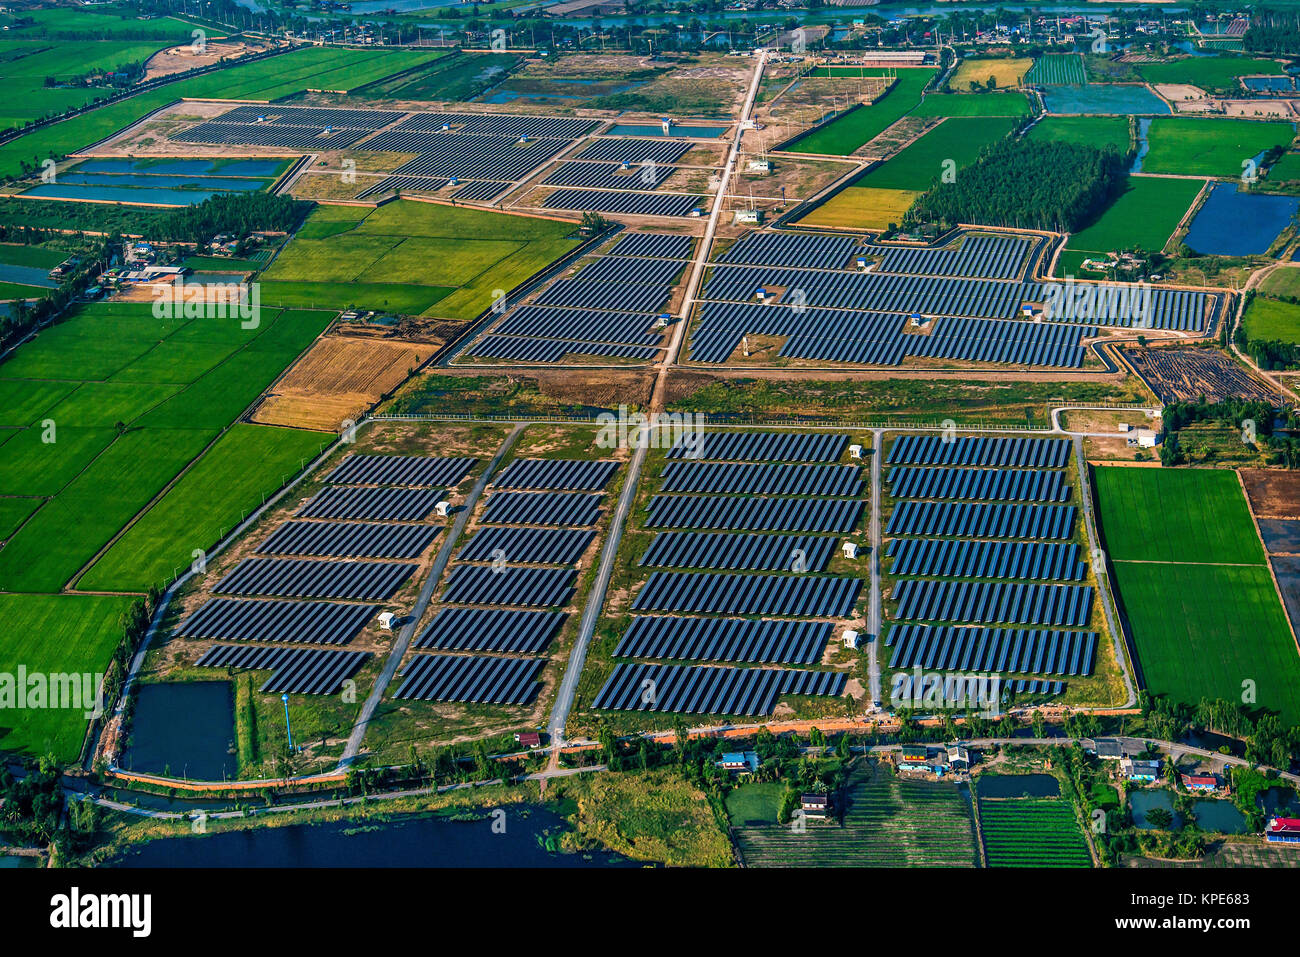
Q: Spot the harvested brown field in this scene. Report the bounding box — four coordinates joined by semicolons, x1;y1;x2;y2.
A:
253;334;438;430
1241;468;1300;519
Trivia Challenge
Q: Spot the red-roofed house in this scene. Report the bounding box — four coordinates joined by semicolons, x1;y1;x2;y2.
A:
515;732;542;749
1181;773;1220;792
1266;817;1300;844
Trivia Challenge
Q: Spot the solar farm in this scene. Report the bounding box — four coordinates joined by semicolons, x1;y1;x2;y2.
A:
6;4;1300;880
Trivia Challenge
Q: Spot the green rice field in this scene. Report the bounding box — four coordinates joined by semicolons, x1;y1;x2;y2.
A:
786;68;937;156
1060;175;1203;270
1027;115;1132;153
852;117;1016;192
1141;117;1296;178
1244;296;1300;345
261;200;579;320
1026;53;1087;86
912;91;1031;117
1094;466;1300;725
0;593;138;762
1137;56;1283;91
979;796;1092;866
732;764;979;867
0;302;332;593
1267;152;1300;183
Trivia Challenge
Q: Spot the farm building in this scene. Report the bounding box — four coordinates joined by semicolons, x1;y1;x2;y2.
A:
1090;738;1125;760
1266;817;1300;844
1180;773;1220;792
515;731;542;749
946;744;970;772
717;751;759;774
898;745;930;771
800;793;831;818
1121;757;1161;782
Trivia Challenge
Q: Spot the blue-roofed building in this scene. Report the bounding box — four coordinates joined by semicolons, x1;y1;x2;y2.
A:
717;751;759;774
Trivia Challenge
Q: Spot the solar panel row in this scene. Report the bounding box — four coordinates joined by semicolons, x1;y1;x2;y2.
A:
457;526;596;566
355;174;450;200
174;122;368;149
489;305;660;347
886;501;1076;540
639;531;838;572
659;461;862;497
593;662;846;714
257;521;440;559
413;608;567;654
666;430;848;463
576;137;692;165
196;644;370;695
869;235;1036;280
376;132;571;180
887;624;1097;676
493;458;620;491
887;435;1072;468
394;654;544;704
326;454;476;487
890;671;1065;707
892;579;1094;627
717;232;863;270
886;539;1085;581
299;486;445;521
218;105;406;129
175;597;377;645
453;179;513;202
888;466;1070;503
534;278;672;313
213;557;417;601
543;160;676;191
481;491;604;527
615;616;833;664
645;495;864;533
543;189;703;218
632;571;863;617
607;232;694;260
441;565;576;607
574;255;687;286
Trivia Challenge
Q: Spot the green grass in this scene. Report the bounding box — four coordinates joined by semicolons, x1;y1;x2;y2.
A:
0;593;138;762
1259;268;1300;299
0;243;70;269
979;797;1091;867
1245;296;1300;345
913;92;1031;117
80;423;330;591
1028;115;1132;153
0;281;50;301
1268;153;1300;183
1138;57;1284;91
786;68;937;155
1095;465;1300;725
1142;117;1296;178
853;117;1016;192
263;201;577;319
1063;174;1203;263
725;782;785;826
733;764;979;867
0;304;332;594
1094;466;1264;565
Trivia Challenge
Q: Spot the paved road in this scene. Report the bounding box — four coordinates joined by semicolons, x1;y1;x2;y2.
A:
339;423;525;766
546;428;649;761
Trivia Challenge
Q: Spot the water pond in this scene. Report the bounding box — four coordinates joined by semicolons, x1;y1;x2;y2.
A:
1184;181;1299;256
120;681;237;783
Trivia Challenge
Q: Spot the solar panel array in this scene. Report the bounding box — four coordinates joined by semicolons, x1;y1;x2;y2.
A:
666;430;848;462
886;539;1085;581
299;486;445;521
602;431;859;713
493;458;620;491
886;501;1076;540
258;521;439;559
887;436;1071;468
355;174;449;200
888;466;1070;503
615;617;833;665
544;188;703;218
175;598;377;645
576;137;692;165
414;608;566;654
457;527;595;565
326;455;476;486
213;557;417;600
883;431;1097;697
465;233;696;364
197;644;370;695
453;179;513;202
593;662;846;715
891;671;1065;707
393;654;545;704
640;531;837;572
369;129;571;180
217;104;406;129
687;230;1198;369
482;491;604;527
441;565;577;607
887;625;1097;676
173;122;371;149
543;161;676;191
